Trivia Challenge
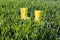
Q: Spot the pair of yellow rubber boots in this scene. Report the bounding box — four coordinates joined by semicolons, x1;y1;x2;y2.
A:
20;8;42;22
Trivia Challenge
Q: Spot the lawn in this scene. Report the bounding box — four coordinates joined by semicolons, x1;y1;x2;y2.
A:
0;0;60;40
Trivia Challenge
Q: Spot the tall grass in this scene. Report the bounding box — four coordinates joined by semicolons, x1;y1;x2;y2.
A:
0;0;60;40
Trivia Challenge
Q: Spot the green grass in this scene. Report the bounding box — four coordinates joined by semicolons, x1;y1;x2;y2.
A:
0;0;60;40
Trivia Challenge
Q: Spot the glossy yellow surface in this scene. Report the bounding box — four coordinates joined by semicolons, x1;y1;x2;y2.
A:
35;10;42;22
20;8;29;19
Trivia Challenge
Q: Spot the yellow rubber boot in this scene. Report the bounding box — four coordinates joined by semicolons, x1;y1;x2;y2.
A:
35;10;42;22
20;8;30;20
